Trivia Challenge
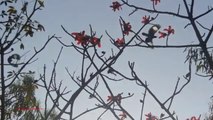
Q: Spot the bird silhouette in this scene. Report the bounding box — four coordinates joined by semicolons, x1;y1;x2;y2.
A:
142;24;161;44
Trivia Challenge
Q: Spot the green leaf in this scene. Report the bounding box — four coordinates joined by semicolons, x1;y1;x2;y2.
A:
160;113;165;118
21;2;28;12
20;43;24;50
37;24;45;31
25;30;34;37
7;6;17;15
7;71;13;77
196;64;202;72
38;0;44;7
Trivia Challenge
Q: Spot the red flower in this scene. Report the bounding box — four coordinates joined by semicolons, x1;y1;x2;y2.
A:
151;0;160;5
107;94;122;104
186;116;200;120
107;96;113;102
142;15;150;24
90;37;101;47
115;38;125;47
145;112;158;120
158;31;167;38
110;1;122;11
119;111;127;120
72;31;102;47
123;22;132;35
163;26;175;35
72;31;90;46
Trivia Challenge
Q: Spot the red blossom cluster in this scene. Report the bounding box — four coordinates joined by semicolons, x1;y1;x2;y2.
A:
151;0;161;5
119;111;127;120
164;26;175;35
186;116;200;120
158;26;175;38
71;31;101;47
158;31;167;38
142;15;150;24
122;22;132;35
110;1;122;11
107;94;122;104
145;112;158;120
110;0;160;12
115;38;125;47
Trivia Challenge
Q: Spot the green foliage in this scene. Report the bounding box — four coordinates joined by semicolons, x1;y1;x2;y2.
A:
0;0;45;52
205;98;213;120
4;74;58;119
184;47;213;79
0;0;46;118
6;75;39;119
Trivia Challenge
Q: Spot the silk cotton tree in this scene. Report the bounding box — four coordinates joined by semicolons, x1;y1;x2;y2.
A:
39;1;212;120
0;0;57;119
23;0;213;120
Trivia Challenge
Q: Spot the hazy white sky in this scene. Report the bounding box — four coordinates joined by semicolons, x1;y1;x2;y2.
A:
23;0;213;119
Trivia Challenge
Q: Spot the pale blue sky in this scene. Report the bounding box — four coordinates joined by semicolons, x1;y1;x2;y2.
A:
22;0;213;119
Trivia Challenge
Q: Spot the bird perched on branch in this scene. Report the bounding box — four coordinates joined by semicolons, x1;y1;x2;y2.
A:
142;24;161;44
